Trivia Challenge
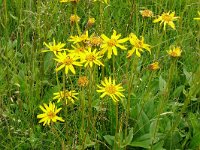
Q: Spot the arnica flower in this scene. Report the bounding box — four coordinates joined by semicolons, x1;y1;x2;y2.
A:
78;76;89;87
87;17;95;27
153;11;179;30
68;44;86;60
37;102;64;126
54;52;82;74
93;0;108;4
42;39;66;54
81;47;104;68
68;31;89;44
87;34;102;47
127;33;151;58
53;90;78;104
194;11;200;20
100;30;129;59
140;9;153;18
167;47;182;57
60;0;79;4
97;77;125;102
70;14;80;25
148;62;160;71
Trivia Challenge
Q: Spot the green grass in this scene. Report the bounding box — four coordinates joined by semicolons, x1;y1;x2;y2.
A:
0;0;200;149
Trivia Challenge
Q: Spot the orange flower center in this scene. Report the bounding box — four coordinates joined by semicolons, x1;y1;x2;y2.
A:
47;111;56;119
63;56;73;65
162;14;172;22
135;40;143;48
77;47;85;52
78;76;89;87
90;37;102;46
86;54;96;61
108;39;117;47
105;85;116;94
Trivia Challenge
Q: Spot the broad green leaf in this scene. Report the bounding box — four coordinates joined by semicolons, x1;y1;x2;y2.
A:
103;135;114;146
159;75;166;93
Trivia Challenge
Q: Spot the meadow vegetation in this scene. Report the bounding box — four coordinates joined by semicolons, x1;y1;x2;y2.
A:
0;0;200;149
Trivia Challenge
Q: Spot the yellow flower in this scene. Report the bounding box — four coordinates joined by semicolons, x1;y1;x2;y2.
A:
87;34;102;47
93;0;108;4
100;30;129;59
54;52;82;74
42;39;66;54
87;17;95;27
194;11;200;20
78;76;89;87
37;102;64;126
68;44;86;60
153;11;179;30
68;31;89;44
167;47;182;57
53;90;78;104
81;47;104;68
70;14;80;25
127;33;151;58
140;9;153;18
148;62;160;70
97;77;125;102
60;0;79;3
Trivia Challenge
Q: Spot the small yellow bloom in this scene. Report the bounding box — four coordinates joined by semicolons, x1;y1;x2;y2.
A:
81;47;104;68
194;11;200;20
153;11;179;30
42;39;66;54
93;0;108;4
127;33;151;58
68;31;89;44
54;52;82;74
97;77;125;102
100;30;129;59
68;44;86;60
87;17;95;27
167;47;182;57
60;0;79;3
37;102;64;126
140;9;153;18
53;90;78;104
87;34;102;47
148;62;160;71
70;14;80;25
78;76;89;87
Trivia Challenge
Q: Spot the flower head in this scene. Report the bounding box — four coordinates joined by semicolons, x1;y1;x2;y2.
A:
70;14;80;25
54;51;82;74
148;62;160;70
100;30;128;59
167;47;182;57
53;90;78;104
37;102;64;126
42;39;66;54
68;31;89;44
153;11;179;30
127;33;151;58
87;34;102;47
97;77;125;102
78;76;89;87
60;0;79;4
93;0;108;4
194;11;200;20
140;9;153;18
87;17;95;27
81;47;104;68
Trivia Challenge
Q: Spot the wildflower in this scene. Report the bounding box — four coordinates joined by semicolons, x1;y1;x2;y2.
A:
42;39;66;54
87;34;102;47
37;102;64;126
167;47;182;57
194;11;200;20
68;31;89;44
140;9;153;18
54;52;82;74
87;17;95;27
97;77;125;102
100;30;129;59
68;44;86;60
93;0;108;4
53;90;78;104
60;0;79;4
127;33;151;58
153;11;179;30
70;14;80;25
78;76;89;87
148;62;160;70
81;47;104;68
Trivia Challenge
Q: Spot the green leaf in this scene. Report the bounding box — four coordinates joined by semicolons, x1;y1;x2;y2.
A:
159;75;166;92
103;135;115;146
121;128;133;148
129;141;150;149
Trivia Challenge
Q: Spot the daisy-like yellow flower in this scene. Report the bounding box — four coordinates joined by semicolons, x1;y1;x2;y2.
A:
68;44;87;60
70;14;80;25
87;34;102;47
53;90;78;104
37;102;64;126
54;52;82;74
68;31;89;44
78;76;89;87
148;62;160;71
100;30;129;59
42;39;66;54
167;47;182;57
140;9;153;18
81;47;104;68
87;17;95;27
93;0;108;4
97;77;125;102
60;0;79;3
153;11;179;30
127;33;151;58
194;11;200;20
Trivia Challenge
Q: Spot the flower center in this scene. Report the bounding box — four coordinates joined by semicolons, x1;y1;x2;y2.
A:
63;56;73;65
78;47;85;52
162;14;172;22
108;39;117;47
135;40;143;48
52;46;59;51
86;54;96;61
105;85;116;94
47;111;56;119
